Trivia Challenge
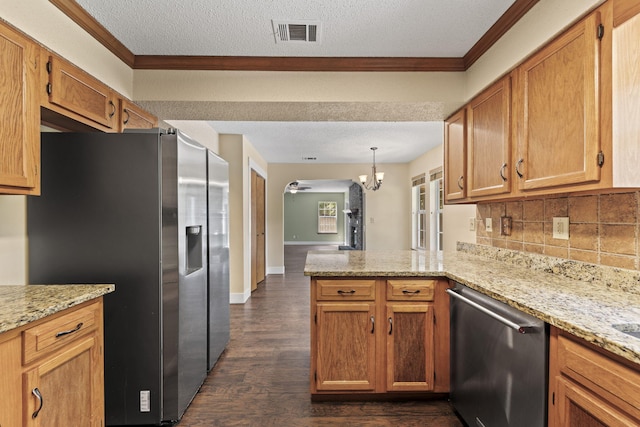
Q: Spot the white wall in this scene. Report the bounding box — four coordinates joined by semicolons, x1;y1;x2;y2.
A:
409;144;476;252
218;134;267;303
267;163;411;272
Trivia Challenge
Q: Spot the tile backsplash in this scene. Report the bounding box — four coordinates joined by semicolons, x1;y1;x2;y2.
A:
476;192;640;270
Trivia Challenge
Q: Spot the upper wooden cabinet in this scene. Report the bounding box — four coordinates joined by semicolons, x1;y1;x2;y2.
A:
0;23;41;195
42;54;119;132
444;109;466;203
515;12;603;192
119;98;158;131
467;76;512;199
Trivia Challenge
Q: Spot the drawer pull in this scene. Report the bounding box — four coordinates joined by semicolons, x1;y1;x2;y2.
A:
32;387;43;418
55;322;83;338
337;289;356;295
388;317;393;335
402;289;421;294
371;316;375;334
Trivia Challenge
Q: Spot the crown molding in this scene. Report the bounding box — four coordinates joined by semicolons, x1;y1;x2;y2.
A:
50;0;538;72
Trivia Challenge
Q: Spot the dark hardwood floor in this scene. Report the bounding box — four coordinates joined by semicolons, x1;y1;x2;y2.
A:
177;245;464;426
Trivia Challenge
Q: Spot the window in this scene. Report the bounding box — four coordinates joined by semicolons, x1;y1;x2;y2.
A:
318;201;338;234
411;174;427;249
430;170;444;251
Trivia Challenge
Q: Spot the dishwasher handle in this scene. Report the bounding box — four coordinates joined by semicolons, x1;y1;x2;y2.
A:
446;289;536;334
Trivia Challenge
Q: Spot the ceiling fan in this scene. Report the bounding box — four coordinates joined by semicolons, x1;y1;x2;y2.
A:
287;181;311;193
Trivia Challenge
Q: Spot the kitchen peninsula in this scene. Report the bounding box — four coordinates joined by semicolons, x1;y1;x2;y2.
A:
305;244;640;423
0;284;114;426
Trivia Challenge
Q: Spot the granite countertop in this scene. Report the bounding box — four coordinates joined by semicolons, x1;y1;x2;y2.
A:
0;284;115;334
304;245;640;366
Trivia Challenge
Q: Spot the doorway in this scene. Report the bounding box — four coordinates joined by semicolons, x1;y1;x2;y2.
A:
251;169;266;291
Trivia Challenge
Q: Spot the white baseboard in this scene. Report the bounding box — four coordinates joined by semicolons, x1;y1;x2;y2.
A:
267;266;284;275
284;241;344;245
230;290;251;304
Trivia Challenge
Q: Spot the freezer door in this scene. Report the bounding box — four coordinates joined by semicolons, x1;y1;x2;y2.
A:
161;131;208;421
207;150;230;370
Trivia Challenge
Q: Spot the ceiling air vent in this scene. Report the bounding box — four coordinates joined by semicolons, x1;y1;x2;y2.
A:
272;20;322;44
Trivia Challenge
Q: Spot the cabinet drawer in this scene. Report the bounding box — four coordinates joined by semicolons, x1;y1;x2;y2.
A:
316;279;376;301
23;303;99;364
557;334;640;418
386;279;435;301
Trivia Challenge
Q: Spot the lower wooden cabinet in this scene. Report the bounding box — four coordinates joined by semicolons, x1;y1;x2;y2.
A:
310;277;449;396
0;299;104;426
315;302;377;391
548;327;640;426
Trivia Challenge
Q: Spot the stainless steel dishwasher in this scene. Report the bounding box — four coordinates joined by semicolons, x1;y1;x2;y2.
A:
447;283;549;427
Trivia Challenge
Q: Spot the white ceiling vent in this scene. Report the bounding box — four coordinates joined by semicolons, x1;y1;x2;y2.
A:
272;20;322;44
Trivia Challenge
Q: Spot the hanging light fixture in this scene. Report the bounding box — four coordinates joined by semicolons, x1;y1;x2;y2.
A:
359;147;384;191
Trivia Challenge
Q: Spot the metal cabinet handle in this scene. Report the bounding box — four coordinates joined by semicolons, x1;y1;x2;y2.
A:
446;289;535;334
108;100;116;118
55;322;83;338
500;163;508;181
457;176;464;190
32;388;43;419
123;108;130;125
402;289;420;294
515;159;524;178
370;316;375;334
388;317;393;335
337;289;356;295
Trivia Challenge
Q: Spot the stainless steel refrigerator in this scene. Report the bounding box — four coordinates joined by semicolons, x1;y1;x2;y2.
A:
28;129;230;426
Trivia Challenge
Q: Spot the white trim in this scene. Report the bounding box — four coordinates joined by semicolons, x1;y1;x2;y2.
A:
267;266;285;275
249;158;267;178
230;289;251;304
284;241;342;245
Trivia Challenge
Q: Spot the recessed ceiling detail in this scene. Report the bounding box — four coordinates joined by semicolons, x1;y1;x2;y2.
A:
272;20;322;44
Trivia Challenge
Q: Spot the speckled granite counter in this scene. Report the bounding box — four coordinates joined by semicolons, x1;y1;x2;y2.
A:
304;244;640;366
0;284;115;334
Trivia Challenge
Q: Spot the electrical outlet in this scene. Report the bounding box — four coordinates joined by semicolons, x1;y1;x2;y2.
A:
485;218;493;232
553;217;569;240
469;217;476;231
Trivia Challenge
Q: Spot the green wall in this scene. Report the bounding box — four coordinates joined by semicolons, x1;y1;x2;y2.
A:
284;192;345;243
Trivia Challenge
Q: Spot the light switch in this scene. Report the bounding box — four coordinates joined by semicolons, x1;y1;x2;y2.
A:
485;218;493;233
469;217;476;231
552;217;569;240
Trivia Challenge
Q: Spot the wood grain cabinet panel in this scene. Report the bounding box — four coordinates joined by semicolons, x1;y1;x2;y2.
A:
0;22;40;195
43;54;118;131
386;303;434;391
444;109;466;202
467;76;511;199
310;277;449;396
119;98;158;131
548;327;640;426
0;299;105;427
315;302;377;392
515;12;603;191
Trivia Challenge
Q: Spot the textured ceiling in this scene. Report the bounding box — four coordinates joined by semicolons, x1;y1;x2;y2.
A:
72;0;516;164
207;121;444;163
74;0;516;57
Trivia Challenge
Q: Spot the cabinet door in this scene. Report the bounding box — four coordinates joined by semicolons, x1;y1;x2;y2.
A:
0;23;40;194
467;76;511;198
44;55;117;130
444;109;466;202
386;303;434;391
0;334;22;427
552;377;639;427
119;99;157;131
23;335;103;427
516;12;602;191
315;303;376;391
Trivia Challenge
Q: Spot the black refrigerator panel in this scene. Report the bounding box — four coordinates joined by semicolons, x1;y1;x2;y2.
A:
29;132;164;425
28;129;210;426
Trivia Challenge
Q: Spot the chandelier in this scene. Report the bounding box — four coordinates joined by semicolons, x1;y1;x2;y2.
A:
359;147;384;191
